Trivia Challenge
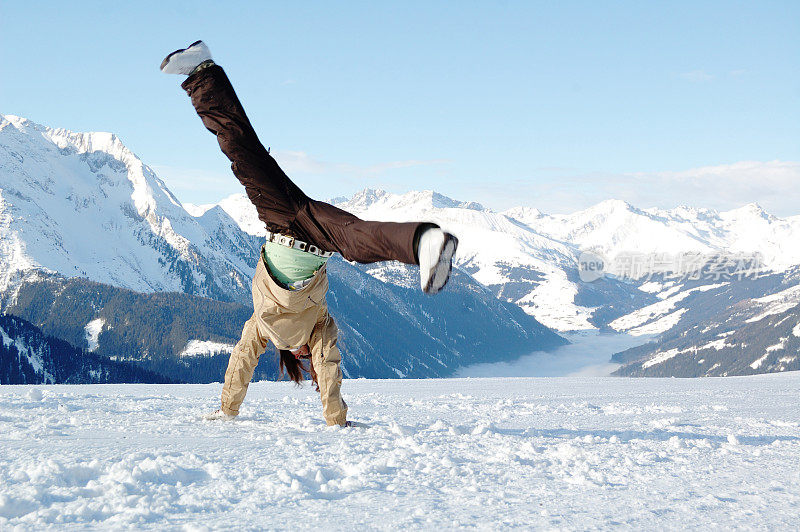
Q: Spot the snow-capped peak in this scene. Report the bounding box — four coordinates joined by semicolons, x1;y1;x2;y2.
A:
0;114;256;299
582;199;633;220
0;114;28;129
336;189;486;213
502;206;543;222
1;113;183;217
720;202;772;222
185;193;266;236
338;188;392;210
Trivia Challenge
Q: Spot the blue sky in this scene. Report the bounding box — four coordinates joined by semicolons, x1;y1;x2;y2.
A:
1;1;798;214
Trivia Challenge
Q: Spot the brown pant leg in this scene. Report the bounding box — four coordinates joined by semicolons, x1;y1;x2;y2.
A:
181;65;431;266
220;315;268;416
181;65;306;232
309;311;348;426
298;200;430;265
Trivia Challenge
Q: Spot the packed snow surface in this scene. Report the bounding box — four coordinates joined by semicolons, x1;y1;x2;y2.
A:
2;375;799;530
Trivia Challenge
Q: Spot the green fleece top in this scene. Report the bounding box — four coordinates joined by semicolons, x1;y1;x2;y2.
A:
262;241;329;286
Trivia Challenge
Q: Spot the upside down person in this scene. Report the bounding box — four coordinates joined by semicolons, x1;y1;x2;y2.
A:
161;41;458;427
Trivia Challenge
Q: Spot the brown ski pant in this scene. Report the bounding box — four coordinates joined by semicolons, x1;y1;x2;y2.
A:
181;64;430;263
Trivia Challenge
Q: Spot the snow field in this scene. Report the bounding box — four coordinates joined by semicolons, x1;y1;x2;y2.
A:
1;375;799;530
83;318;105;352
178;340;235;358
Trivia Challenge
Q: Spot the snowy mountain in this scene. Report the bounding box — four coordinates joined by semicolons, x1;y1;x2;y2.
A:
0;114;256;302
0;115;562;383
4;113;798;379
207;188;800;333
184;193;263;236
335;190;798;336
205;188;653;331
202;187;800;377
508;199;800;272
611;268;800;376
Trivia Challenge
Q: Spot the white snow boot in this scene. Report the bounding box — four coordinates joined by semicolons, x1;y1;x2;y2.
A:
417;227;458;294
160;40;213;75
203;408;236;421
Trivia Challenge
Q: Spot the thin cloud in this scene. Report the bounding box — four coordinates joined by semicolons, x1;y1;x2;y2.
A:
466;160;800;217
632;160;799;184
623;160;800;213
587;160;800;216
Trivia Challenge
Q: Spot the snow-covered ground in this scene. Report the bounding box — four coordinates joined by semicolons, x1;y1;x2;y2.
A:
2;375;799;530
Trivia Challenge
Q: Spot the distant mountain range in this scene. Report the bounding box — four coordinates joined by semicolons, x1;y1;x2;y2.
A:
193;185;800;378
0;114;562;384
2;113;799;380
193;187;800;328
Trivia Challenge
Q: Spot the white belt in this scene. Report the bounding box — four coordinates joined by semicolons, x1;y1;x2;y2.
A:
265;230;334;258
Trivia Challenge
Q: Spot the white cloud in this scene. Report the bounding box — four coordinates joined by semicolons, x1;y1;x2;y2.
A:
623;160;800;214
466;160;800;217
456;332;642;377
632;160;798;185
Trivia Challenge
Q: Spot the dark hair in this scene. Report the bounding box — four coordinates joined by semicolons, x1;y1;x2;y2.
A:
278;349;319;391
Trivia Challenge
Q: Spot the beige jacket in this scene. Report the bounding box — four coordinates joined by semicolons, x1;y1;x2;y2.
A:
220;253;347;425
252;254;330;351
